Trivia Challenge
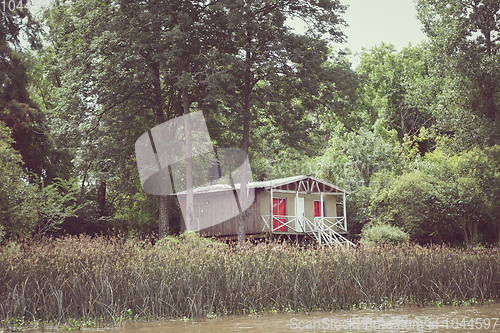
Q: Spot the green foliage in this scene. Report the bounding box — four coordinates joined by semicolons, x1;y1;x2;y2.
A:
0;122;38;239
369;146;500;245
355;43;434;143
0;4;66;185
1;0;498;246
36;0;350;236
37;178;82;233
0;96;70;184
369;170;448;242
360;223;409;246
416;0;500;149
0;0;41;102
0;122;84;239
314;126;399;190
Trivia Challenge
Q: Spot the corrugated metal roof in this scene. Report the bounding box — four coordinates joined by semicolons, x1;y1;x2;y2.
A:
175;175;349;195
249;175;306;188
252;175;349;194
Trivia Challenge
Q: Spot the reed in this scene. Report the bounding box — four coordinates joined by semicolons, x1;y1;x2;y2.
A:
1;233;499;329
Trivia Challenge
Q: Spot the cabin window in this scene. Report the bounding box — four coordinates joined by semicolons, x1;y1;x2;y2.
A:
272;198;287;232
314;201;326;217
194;203;207;218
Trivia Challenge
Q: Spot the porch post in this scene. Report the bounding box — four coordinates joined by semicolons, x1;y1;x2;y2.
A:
270;187;273;233
320;191;324;219
295;189;298;232
343;192;347;231
320;191;324;246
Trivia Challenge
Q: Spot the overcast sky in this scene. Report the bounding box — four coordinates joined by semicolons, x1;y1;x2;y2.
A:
340;0;427;53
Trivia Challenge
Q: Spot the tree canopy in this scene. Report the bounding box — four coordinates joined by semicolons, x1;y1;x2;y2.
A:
1;0;499;246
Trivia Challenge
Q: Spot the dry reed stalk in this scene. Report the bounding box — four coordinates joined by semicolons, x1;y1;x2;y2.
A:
0;234;499;330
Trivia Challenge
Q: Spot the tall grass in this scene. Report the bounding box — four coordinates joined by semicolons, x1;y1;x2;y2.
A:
0;233;499;328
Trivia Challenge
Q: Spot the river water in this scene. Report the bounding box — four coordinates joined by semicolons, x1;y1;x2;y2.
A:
102;304;500;332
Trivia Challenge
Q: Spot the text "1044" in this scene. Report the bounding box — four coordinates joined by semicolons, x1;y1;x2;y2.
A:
2;0;31;12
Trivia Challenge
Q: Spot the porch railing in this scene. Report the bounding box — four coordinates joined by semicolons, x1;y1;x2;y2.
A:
261;215;299;233
261;215;354;248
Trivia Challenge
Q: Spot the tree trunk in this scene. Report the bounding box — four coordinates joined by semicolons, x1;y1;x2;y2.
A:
237;26;254;247
97;169;107;217
497;219;500;247
238;113;250;246
461;223;469;246
158;196;169;238
151;61;170;238
182;85;194;232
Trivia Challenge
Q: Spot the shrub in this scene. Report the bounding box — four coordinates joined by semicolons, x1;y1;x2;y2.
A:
360;223;409;246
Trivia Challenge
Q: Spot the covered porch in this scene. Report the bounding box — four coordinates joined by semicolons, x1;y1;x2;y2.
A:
255;175;354;248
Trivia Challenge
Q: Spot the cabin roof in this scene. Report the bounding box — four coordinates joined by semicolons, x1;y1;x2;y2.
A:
251;175;349;194
176;175;349;195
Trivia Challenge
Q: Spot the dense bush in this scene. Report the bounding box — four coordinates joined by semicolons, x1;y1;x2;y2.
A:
369;146;500;246
360;223;409;246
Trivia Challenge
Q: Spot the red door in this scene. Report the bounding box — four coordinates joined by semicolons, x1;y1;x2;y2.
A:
273;198;287;231
314;201;326;217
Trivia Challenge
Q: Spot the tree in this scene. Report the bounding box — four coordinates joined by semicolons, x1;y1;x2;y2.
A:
209;0;347;244
40;0;349;241
40;0;224;235
355;43;435;144
0;0;40;93
369;147;500;245
0;1;71;185
416;0;500;149
369;169;458;243
458;145;500;244
308;126;400;235
0;121;38;239
37;178;82;234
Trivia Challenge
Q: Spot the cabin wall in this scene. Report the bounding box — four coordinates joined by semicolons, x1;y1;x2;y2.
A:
179;189;263;237
303;193;338;220
178;190;240;232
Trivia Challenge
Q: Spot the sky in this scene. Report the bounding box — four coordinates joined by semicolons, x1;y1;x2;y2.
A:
31;0;50;11
340;0;428;54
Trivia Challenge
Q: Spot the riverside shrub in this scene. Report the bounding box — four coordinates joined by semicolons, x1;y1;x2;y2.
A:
360;223;410;246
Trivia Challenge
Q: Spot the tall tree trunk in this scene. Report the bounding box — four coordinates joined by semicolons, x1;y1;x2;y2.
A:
237;111;250;246
237;26;254;247
97;167;107;216
158;196;169;237
152;61;170;238
497;219;500;247
182;84;194;232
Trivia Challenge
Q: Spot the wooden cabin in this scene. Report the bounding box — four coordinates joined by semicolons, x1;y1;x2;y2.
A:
178;175;353;247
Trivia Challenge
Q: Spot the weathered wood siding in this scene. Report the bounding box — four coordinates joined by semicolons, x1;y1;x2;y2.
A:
179;189;263;236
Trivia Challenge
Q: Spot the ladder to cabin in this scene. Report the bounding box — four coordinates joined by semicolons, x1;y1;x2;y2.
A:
305;229;354;248
303;218;355;248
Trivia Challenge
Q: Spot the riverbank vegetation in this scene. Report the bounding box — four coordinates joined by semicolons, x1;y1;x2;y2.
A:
1;234;499;330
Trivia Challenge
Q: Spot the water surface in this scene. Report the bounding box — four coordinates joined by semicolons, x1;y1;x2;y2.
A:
104;303;500;332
